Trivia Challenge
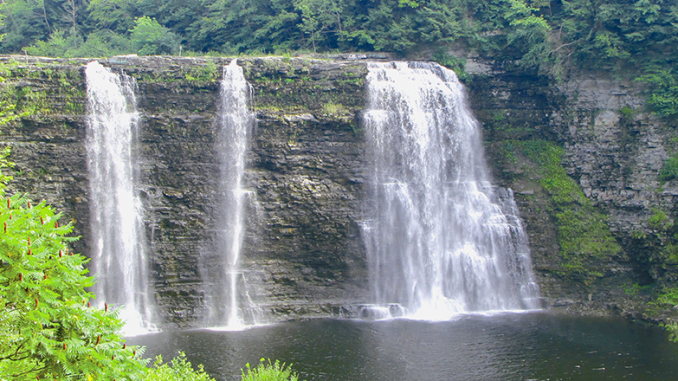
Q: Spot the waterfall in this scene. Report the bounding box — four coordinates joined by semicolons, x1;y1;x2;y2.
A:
362;62;540;320
85;61;154;335
201;60;260;329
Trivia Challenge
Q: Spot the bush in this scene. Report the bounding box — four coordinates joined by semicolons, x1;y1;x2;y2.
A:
637;70;678;119
241;359;299;381
144;352;215;381
660;153;678;182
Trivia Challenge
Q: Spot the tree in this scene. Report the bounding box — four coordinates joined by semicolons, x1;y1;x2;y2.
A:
88;0;141;34
130;15;180;55
294;0;342;52
638;69;678;119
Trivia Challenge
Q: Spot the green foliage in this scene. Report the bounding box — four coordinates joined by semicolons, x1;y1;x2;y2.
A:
0;0;671;88
648;208;671;231
130;16;180;55
432;51;469;82
241;359;299;381
623;283;645;296
322;103;347;116
0;182;147;379
0;93;149;378
620;105;634;119
518;141;580;204
88;0;140;34
637;70;678;119
25;29;133;58
294;0;342;52
143;352;215;381
660;153;678;182
23;29;71;57
184;60;219;83
397;0;419;8
0;61;85;115
504;0;553;73
663;322;678;342
655;286;678;307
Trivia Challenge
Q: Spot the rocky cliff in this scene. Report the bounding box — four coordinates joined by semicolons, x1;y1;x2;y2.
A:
0;55;674;328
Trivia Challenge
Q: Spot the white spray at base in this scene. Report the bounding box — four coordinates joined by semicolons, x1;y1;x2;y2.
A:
85;61;155;336
200;60;262;330
361;62;540;320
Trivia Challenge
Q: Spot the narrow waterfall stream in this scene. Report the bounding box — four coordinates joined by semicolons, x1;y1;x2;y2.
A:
201;60;260;329
85;62;153;335
362;62;540;319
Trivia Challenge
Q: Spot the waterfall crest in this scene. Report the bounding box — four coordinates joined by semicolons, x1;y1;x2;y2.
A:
362;62;540;320
85;61;154;335
201;60;261;329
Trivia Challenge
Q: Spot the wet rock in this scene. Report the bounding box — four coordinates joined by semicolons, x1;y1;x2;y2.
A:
2;55;675;327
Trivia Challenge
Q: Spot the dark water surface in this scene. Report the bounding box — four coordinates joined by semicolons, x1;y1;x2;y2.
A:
127;312;678;380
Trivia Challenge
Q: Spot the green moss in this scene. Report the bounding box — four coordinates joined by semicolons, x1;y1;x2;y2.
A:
0;62;86;115
433;51;470;82
649;208;670;230
507;139;621;282
660;153;678;182
322;103;349;116
184;60;219;83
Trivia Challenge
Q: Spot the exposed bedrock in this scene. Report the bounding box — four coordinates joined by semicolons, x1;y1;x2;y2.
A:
1;55;675;327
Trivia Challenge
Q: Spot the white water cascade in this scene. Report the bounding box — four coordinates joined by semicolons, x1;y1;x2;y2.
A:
201;60;260;329
361;62;540;320
85;62;154;336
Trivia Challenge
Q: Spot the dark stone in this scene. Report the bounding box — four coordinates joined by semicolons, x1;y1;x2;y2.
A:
1;55;675;327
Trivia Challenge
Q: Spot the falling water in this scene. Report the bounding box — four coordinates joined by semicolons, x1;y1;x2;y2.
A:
201;60;259;329
361;62;540;320
85;62;153;335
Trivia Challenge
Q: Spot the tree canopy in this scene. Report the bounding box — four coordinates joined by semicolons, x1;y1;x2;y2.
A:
0;0;671;73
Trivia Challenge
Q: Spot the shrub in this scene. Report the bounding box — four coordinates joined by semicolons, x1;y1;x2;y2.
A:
637;70;678;119
660;153;678;182
0;184;147;379
241;359;299;381
144;352;215;381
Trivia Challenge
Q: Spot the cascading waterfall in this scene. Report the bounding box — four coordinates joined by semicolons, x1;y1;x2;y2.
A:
85;62;153;336
361;62;540;320
201;60;259;329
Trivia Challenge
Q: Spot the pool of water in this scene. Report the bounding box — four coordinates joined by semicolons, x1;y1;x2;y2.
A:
127;312;678;380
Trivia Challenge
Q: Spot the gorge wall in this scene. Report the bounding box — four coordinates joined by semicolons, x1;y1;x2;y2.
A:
1;55;674;328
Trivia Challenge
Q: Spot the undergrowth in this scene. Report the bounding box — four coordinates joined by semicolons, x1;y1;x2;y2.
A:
241;359;299;381
144;352;215;381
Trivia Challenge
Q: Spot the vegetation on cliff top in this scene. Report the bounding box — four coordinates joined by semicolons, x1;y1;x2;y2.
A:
0;1;673;72
2;0;676;118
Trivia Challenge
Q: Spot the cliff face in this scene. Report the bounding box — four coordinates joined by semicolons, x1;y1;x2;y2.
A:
467;61;677;320
1;55;674;328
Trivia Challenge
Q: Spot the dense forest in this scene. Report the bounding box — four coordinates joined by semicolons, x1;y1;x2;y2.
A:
1;0;676;82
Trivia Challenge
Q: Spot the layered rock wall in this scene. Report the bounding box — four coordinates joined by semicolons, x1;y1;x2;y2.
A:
1;55;674;327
